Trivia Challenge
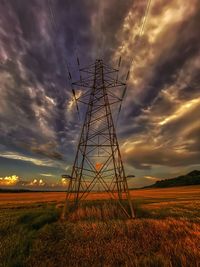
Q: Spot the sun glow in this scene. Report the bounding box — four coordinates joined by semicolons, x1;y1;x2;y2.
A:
95;162;103;171
67;90;82;112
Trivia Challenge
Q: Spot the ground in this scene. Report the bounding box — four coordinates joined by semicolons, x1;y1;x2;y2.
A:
0;186;200;267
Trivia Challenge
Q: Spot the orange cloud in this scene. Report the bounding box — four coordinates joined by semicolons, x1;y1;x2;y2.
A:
28;178;46;187
0;175;19;186
0;174;71;189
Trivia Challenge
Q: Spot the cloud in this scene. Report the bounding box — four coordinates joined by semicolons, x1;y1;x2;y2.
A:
110;0;200;172
0;175;19;186
121;93;200;170
0;150;65;169
40;173;54;177
125;144;200;169
0;0;199;184
28;178;46;187
29;142;63;160
23;177;68;188
0;174;69;189
143;175;159;181
113;0;200;120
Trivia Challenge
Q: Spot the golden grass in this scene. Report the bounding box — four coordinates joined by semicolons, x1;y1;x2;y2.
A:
26;218;200;267
0;185;199;206
1;185;200;222
0;192;65;205
0;186;200;266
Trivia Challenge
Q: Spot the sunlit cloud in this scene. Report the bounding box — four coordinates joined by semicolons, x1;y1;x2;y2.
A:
113;0;199;96
40;173;54;177
158;98;200;126
0;175;19;186
0;151;64;169
0;175;70;189
29;178;46;187
144;176;159;181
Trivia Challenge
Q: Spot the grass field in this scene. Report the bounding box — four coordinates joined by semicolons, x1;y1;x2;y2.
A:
0;186;200;267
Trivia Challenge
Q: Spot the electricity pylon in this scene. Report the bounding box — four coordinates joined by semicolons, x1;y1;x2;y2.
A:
62;59;135;219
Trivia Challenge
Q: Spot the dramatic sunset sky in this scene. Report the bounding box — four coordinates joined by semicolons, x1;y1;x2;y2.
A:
0;0;199;189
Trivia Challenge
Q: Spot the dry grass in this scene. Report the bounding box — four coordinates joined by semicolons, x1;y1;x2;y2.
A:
0;185;200;267
26;218;200;267
0;192;65;206
0;185;199;206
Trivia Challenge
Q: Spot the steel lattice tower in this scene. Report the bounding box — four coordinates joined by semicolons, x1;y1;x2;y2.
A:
62;59;135;218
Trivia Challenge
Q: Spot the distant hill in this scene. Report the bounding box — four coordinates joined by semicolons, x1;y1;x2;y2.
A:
0;188;32;193
145;170;200;188
0;188;66;193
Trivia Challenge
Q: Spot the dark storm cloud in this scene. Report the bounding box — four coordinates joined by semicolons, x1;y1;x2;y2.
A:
0;0;199;183
125;145;200;170
29;141;63;160
0;0;134;175
0;0;90;162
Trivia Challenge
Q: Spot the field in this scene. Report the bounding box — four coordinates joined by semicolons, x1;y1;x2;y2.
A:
0;186;200;267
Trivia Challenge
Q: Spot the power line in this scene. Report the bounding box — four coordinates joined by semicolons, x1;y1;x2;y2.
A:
47;0;80;119
115;0;152;125
47;0;72;78
127;0;152;79
138;0;152;37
